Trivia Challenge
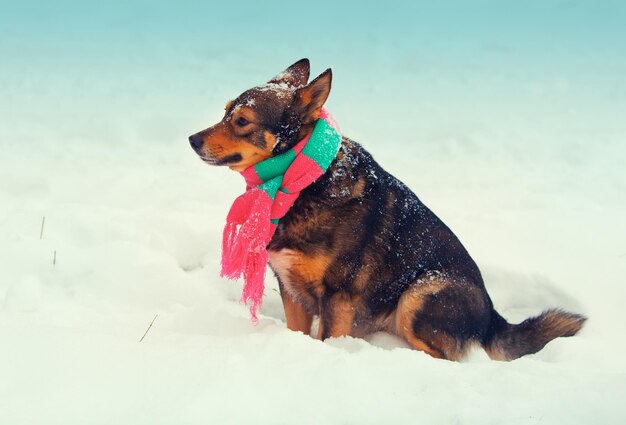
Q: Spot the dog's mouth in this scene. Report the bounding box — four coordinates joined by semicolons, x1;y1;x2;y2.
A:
199;153;243;167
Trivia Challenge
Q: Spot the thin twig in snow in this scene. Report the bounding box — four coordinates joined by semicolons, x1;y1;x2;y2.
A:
139;314;159;342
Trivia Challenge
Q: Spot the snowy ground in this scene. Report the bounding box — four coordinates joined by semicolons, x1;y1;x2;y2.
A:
2;2;626;424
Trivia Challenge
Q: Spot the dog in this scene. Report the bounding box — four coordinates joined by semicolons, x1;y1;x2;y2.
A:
189;59;586;361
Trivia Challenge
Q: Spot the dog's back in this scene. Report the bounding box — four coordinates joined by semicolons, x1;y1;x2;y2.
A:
269;137;585;360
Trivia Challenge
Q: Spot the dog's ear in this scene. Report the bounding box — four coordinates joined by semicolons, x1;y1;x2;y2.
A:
294;68;332;124
269;58;310;88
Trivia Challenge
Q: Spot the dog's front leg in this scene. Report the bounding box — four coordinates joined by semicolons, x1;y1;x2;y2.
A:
317;291;356;340
278;281;313;335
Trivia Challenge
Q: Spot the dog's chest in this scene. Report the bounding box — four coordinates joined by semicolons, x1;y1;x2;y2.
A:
267;249;294;290
267;248;328;310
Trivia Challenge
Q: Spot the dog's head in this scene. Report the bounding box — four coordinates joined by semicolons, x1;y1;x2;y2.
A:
189;59;332;171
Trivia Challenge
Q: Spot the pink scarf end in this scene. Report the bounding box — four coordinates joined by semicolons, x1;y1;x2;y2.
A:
221;188;272;322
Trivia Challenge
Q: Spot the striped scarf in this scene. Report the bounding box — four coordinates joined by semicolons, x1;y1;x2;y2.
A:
221;109;341;321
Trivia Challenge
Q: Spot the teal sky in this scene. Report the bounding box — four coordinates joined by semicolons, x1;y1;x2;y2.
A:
3;1;624;55
1;1;625;157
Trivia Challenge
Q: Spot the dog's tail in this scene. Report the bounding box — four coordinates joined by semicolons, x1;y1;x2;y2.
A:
484;309;586;361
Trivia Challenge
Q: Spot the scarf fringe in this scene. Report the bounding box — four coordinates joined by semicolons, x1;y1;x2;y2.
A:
220;188;272;322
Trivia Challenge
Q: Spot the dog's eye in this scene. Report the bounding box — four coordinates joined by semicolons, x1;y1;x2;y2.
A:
235;117;250;127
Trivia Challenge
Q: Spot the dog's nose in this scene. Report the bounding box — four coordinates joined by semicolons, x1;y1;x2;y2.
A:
189;134;204;150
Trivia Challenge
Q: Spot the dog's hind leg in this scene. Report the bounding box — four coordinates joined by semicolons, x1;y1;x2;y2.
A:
395;291;445;357
394;275;489;361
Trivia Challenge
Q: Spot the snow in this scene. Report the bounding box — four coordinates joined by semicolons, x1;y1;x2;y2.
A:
2;99;624;425
2;1;626;423
255;81;296;99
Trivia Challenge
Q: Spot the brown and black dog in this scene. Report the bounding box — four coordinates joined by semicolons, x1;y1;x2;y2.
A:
189;59;586;361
